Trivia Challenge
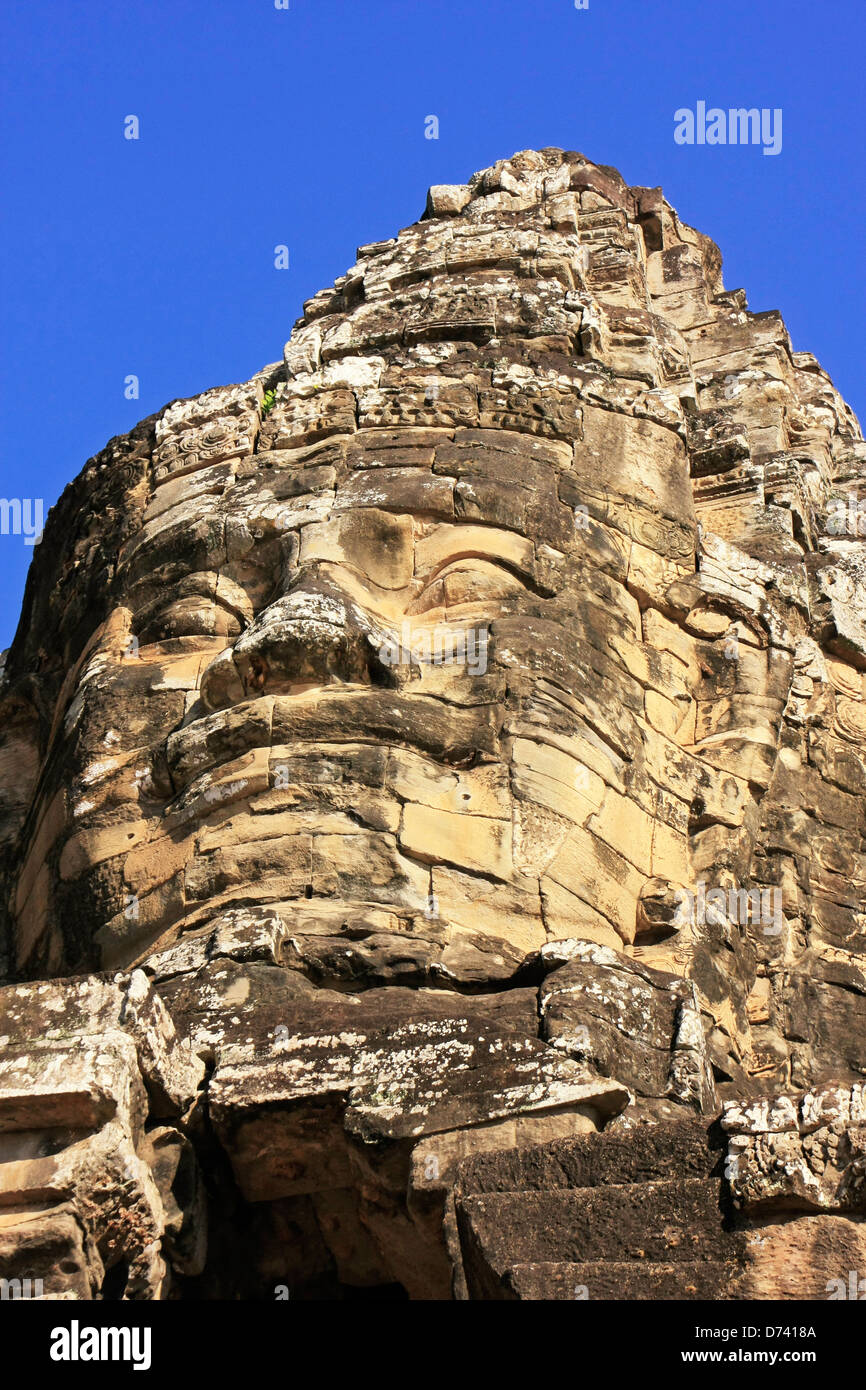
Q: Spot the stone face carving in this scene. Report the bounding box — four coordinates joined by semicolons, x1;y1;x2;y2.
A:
0;147;864;1299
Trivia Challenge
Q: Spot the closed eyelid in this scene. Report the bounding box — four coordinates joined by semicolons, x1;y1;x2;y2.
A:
133;573;255;643
418;557;528;590
137;597;244;643
408;558;527;616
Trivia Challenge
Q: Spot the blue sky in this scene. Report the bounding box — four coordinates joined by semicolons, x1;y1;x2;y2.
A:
1;0;863;649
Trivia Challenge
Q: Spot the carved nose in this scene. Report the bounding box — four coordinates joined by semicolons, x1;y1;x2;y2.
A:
201;576;390;708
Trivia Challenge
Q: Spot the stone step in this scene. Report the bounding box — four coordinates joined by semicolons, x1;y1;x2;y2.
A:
504;1260;741;1301
457;1178;742;1295
455;1116;722;1195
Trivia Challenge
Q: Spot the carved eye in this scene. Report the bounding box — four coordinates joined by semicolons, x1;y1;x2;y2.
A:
409;560;525;615
138;599;243;644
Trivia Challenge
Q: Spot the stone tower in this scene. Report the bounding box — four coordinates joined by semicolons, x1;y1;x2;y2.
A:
1;149;864;1300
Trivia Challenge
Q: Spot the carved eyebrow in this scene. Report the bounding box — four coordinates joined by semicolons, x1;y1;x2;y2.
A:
414;525;535;583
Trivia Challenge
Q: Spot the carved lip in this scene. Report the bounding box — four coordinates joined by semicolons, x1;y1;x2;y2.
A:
133;896;436;977
162;687;501;802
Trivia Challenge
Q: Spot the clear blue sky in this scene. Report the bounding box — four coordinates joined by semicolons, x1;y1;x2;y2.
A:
1;0;863;649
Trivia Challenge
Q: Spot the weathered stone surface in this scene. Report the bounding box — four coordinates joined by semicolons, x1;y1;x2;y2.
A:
0;973;204;1298
0;147;864;1298
540;939;717;1113
722;1083;866;1213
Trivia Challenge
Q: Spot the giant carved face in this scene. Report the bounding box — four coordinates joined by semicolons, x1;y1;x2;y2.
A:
6;384;706;974
3;148;866;1107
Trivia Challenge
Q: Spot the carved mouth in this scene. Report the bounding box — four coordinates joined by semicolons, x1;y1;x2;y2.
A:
161;687;501;804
